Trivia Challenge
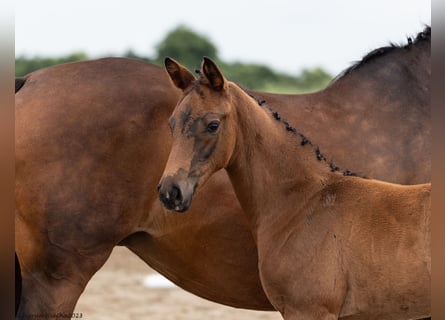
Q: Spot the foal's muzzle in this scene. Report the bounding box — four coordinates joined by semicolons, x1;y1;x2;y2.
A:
157;175;197;213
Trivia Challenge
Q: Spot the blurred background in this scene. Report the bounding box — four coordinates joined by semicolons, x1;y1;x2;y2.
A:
16;0;430;93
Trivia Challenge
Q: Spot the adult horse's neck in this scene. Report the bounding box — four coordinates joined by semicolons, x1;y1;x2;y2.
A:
325;28;430;109
226;83;339;238
245;28;430;184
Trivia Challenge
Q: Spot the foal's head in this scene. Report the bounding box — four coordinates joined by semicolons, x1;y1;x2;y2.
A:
158;57;237;212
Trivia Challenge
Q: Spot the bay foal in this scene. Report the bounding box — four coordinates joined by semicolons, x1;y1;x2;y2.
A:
158;58;431;319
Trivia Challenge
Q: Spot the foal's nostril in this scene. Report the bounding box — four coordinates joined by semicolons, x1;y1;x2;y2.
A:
170;184;182;205
158;180;184;211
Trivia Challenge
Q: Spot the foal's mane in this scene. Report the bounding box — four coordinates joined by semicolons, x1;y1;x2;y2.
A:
243;89;360;178
331;26;431;82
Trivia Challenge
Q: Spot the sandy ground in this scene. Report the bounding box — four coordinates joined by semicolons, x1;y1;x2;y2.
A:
74;247;281;320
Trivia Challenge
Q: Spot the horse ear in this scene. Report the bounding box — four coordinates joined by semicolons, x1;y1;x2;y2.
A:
164;57;196;90
202;57;226;91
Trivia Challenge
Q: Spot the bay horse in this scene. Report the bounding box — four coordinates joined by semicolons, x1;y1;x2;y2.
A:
158;57;431;320
15;27;430;319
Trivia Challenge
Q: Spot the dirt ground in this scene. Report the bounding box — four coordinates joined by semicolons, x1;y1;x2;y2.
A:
74;247;281;320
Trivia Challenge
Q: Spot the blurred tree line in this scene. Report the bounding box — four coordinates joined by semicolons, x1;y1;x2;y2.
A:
16;25;332;93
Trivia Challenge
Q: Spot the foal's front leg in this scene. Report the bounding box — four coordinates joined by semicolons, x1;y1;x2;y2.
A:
282;308;339;320
258;237;346;320
262;274;345;320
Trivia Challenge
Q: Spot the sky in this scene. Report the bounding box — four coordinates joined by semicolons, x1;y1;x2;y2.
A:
15;0;430;76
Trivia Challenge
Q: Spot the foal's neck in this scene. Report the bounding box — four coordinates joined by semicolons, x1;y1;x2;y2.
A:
226;84;339;233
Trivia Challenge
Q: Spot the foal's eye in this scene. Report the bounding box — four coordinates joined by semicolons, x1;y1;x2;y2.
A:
206;120;220;133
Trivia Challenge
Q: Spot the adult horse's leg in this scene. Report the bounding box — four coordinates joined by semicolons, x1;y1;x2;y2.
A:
16;235;114;320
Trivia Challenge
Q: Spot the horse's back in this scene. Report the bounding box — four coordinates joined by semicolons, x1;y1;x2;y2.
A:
15;57;176;159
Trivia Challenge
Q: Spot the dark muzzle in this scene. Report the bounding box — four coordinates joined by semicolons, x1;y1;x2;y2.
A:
157;174;196;212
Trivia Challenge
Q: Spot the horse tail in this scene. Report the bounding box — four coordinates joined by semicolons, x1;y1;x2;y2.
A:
15;252;22;315
15;77;27;93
